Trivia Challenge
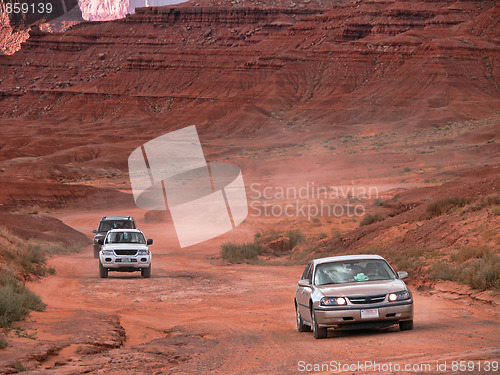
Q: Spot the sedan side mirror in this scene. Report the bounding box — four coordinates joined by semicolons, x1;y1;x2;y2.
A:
298;279;311;287
97;239;104;245
398;271;408;279
147;239;153;245
92;230;97;234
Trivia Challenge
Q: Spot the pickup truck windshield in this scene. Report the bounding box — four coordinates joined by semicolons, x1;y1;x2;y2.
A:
105;232;145;244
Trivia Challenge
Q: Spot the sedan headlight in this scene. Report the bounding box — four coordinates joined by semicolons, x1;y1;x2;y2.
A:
320;297;347;306
101;249;114;255
388;290;411;302
137;249;149;255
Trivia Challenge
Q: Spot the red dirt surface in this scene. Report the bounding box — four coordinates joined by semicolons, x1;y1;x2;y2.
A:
0;207;497;374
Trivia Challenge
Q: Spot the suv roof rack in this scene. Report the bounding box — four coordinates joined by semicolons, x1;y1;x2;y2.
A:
101;216;135;220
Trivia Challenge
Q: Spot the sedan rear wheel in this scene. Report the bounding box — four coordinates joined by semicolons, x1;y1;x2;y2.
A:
296;303;311;332
311;307;327;339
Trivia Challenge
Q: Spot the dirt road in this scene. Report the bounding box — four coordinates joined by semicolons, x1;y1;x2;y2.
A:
4;208;500;374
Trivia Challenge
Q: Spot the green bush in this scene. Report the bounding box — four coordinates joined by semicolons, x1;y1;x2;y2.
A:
27;239;81;255
462;254;500;290
285;229;305;249
426;197;470;218
431;249;500;291
11;360;30;372
359;213;386;227
254;228;281;244
450;246;492;262
0;282;45;328
220;242;267;263
429;262;456;282
0;227;68;328
223;228;306;264
468;193;500;212
0;334;7;349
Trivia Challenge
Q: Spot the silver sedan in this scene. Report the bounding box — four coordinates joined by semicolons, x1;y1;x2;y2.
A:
295;255;413;339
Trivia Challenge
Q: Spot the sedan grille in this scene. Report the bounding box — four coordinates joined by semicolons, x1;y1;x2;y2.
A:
114;250;137;256
348;294;386;304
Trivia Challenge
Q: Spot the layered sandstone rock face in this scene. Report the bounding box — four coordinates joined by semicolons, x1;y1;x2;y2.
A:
0;0;182;54
1;1;498;125
0;0;498;187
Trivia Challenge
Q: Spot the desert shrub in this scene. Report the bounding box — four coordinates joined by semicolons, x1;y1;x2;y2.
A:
331;229;343;238
429;262;456;281
220;242;267;263
431;249;500;291
426;197;470;218
223;228;307;264
373;198;384;207
27;239;80;256
468;193;500;212
359;213;386;227
450;246;492;262
0;227;81;279
311;218;321;225
10;361;30;372
254;228;281;244
285;229;305;249
0;227;68;328
0;334;7;349
461;254;500;290
491;206;500;216
0;282;45;328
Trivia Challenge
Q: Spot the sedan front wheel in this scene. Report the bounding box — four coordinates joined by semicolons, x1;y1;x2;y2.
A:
311;307;327;339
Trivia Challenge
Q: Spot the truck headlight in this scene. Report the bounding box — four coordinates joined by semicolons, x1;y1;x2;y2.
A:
101;249;114;255
137;249;149;255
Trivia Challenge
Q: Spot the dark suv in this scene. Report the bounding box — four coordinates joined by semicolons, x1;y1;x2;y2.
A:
93;216;136;258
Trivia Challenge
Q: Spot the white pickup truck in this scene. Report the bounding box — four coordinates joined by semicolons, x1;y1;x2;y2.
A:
98;229;153;278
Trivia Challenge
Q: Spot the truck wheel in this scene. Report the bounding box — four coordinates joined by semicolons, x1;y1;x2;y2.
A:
93;246;100;259
141;266;151;278
99;262;108;278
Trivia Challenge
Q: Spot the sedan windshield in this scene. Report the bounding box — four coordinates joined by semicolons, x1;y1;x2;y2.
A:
105;232;145;244
314;259;397;286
